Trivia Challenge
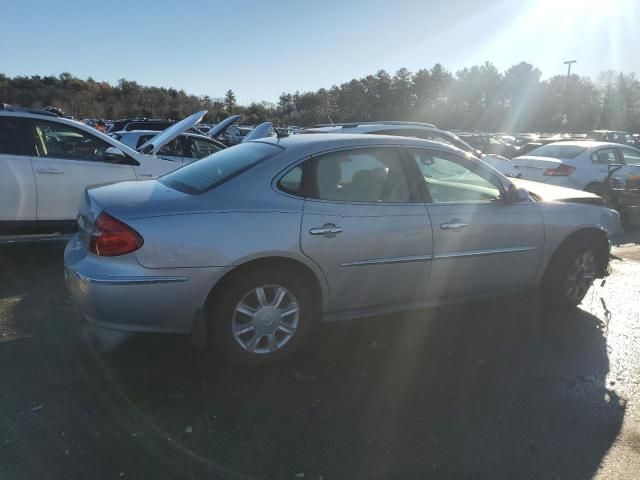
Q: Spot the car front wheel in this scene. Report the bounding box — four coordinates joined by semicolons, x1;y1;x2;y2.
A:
541;241;598;310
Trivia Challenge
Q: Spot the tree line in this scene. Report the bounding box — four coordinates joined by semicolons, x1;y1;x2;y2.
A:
1;62;639;133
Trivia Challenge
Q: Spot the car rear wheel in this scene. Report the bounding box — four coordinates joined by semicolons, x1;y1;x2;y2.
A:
541;240;597;310
207;269;316;365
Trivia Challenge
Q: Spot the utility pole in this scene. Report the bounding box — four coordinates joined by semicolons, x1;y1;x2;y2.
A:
562;60;577;131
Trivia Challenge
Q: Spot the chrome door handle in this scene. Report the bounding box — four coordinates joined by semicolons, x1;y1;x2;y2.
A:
36;167;64;175
440;221;469;231
309;224;343;237
138;173;154;178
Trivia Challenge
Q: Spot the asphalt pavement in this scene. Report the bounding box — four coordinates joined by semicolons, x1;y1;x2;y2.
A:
1;234;639;479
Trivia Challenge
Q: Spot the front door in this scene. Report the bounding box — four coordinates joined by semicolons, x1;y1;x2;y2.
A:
298;146;433;312
406;147;544;300
29;119;137;222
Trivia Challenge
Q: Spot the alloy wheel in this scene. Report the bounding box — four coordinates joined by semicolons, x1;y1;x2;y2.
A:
564;251;596;303
231;284;300;354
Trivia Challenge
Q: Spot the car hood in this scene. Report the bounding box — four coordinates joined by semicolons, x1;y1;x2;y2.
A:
206;114;240;138
137;110;207;155
242;122;275;142
511;178;603;206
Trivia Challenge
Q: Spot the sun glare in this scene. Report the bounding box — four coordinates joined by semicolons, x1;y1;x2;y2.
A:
540;0;632;15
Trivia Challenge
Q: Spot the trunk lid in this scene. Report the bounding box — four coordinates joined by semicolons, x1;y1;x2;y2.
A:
206;114;240;138
78;180;193;241
241;122;275;143
511;155;564;181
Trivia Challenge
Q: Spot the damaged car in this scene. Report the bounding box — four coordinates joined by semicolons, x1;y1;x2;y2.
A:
65;133;622;364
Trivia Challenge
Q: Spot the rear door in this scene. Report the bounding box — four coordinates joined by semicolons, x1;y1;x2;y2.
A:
297;146;433;312
29;119;138;221
0;116;37;225
617;146;640;174
407;147;544;300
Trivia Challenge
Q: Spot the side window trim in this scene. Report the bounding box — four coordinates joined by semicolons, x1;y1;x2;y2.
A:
399;147;432;203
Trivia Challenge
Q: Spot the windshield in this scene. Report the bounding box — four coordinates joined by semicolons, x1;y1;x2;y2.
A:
159;142;282;194
527;144;586;159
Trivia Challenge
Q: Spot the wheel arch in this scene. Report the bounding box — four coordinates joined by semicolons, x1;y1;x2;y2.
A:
542;227;610;281
205;253;329;314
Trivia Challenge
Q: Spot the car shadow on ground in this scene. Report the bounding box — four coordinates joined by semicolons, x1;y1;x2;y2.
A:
0;243;626;480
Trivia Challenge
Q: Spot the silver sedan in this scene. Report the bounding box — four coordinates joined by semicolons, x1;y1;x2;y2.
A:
64;134;623;364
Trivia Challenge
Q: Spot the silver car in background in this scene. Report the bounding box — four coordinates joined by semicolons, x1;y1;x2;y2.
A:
64;134;622;364
305;121;522;177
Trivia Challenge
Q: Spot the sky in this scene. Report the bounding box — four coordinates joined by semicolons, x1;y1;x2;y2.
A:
1;0;638;104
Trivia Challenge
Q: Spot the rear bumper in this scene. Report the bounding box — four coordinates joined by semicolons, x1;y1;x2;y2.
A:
64;234;227;334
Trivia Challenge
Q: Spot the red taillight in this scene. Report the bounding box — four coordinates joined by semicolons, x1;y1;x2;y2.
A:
543;164;576;176
89;213;143;257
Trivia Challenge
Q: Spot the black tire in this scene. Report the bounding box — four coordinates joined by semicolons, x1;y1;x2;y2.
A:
206;269;317;366
540;239;598;310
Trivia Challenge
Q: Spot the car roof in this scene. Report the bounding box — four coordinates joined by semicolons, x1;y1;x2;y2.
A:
253;132;471;157
307;123;440;134
541;140;627;149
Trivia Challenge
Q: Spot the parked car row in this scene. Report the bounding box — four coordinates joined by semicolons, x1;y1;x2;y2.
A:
0;103;625;364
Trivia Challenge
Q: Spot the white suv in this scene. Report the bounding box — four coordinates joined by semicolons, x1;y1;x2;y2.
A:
305;121;521;177
0;106;207;235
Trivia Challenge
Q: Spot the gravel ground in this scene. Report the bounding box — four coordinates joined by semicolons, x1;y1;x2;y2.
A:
1;233;639;480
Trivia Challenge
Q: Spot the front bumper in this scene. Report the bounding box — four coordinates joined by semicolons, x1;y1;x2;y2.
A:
64;234;227;335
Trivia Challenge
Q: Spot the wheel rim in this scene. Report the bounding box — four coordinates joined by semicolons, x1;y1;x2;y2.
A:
564;251;596;303
231;284;300;354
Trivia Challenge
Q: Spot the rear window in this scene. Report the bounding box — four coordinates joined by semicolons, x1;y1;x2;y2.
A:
527;144;585;159
159;142;283;194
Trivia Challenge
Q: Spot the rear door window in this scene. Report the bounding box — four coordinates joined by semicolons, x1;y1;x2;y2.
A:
308;147;412;203
0;117;33;156
591;148;617;165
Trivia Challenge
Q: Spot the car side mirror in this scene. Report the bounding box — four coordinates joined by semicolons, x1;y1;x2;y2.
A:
105;146;126;161
505;185;529;203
